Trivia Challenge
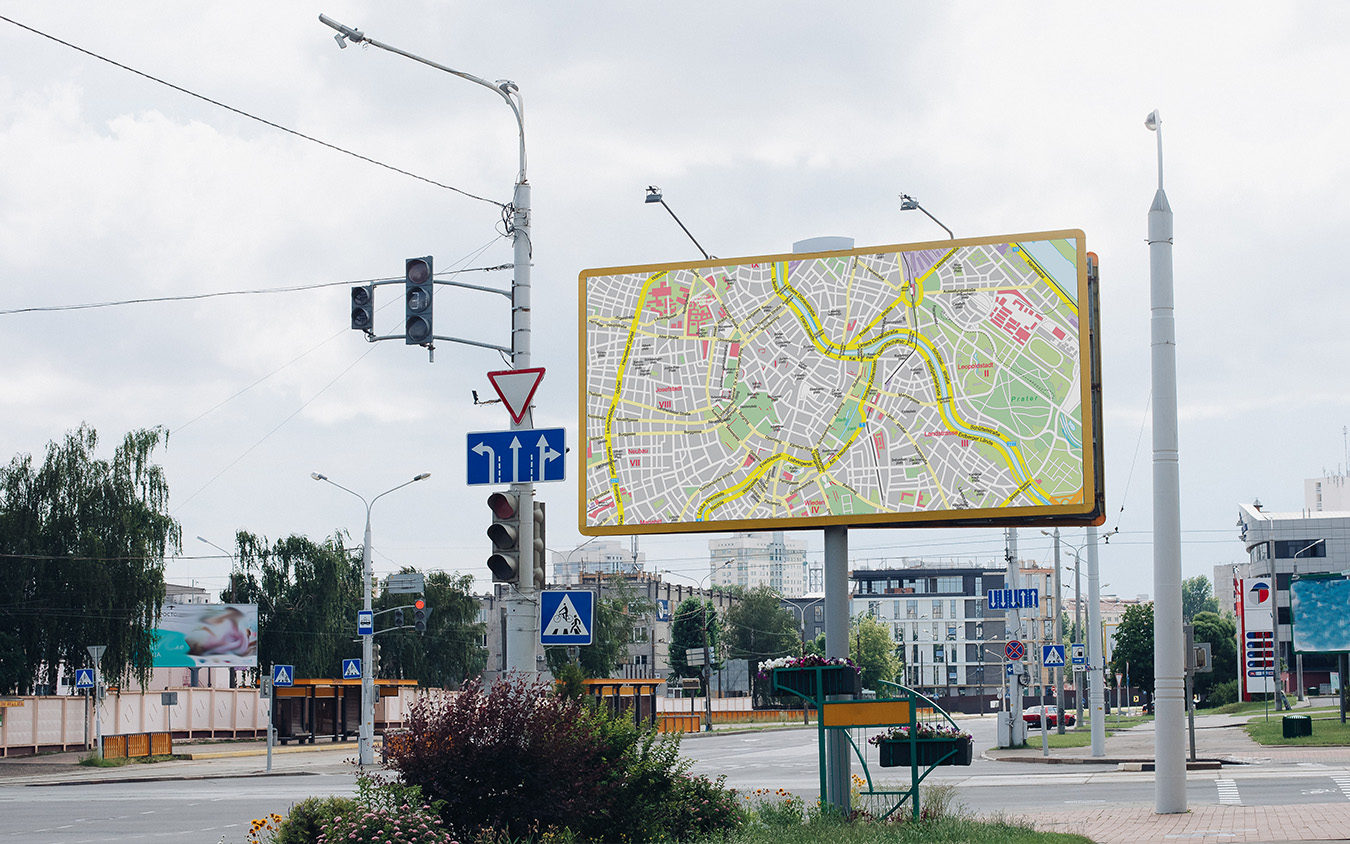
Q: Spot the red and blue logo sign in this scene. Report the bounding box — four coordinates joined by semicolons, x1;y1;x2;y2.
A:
1248;580;1271;604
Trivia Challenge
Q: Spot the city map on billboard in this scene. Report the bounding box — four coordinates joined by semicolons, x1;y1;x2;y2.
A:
579;230;1102;535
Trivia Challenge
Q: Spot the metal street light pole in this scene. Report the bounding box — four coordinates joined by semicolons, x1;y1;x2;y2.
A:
319;15;538;676
1146;107;1186;814
311;471;430;766
197;535;240;688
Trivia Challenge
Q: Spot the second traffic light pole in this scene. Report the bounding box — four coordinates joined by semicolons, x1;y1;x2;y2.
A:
319;15;540;677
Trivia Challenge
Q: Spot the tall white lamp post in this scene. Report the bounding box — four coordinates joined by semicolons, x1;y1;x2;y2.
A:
1146;107;1186;813
312;471;430;766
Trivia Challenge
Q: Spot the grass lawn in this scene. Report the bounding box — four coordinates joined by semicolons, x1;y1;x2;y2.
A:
1245;713;1350;746
1024;715;1151;749
723;817;1092;844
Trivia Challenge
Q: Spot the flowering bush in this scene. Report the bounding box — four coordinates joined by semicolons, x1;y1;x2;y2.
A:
756;654;859;681
867;722;971;744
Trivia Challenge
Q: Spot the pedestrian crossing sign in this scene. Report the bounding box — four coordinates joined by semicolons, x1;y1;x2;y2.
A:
1042;644;1066;667
342;658;361;679
75;668;95;689
272;664;294;687
540;590;594;646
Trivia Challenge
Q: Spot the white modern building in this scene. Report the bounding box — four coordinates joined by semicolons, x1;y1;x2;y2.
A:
552;539;646;586
707;532;808;597
1223;493;1350;697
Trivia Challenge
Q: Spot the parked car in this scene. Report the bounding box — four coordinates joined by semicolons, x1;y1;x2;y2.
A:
1022;705;1076;727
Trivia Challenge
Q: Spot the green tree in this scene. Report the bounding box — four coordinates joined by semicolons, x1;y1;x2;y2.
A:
1182;575;1220;620
227;530;363;679
375;570;486;688
723;586;800;704
853;614;903;690
0;424;180;692
1191;610;1237;700
668;597;721;690
544;580;653;679
1108;602;1154;694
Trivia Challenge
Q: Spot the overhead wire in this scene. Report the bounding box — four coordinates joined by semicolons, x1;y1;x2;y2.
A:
0;13;506;209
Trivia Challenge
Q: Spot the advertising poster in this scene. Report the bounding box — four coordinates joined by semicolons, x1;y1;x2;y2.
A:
1239;578;1275;696
152;603;258;668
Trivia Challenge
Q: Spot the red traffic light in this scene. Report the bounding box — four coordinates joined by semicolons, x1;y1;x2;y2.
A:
415;599;425;610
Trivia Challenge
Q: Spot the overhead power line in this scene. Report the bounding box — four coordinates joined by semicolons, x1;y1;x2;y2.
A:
0;13;506;209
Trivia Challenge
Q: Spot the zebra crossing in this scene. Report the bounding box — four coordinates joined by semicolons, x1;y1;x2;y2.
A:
1216;778;1241;806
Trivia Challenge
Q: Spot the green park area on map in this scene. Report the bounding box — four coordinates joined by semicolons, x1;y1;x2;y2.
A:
579;230;1098;535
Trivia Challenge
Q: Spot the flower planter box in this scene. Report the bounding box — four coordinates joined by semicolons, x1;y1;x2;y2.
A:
878;736;972;767
772;665;861;699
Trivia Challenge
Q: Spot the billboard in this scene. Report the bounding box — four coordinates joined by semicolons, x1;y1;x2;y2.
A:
1291;573;1350;653
1238;577;1276;696
151;603;258;668
579;230;1102;535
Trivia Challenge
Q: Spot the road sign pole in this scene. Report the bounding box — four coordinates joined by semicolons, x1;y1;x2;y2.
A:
360;513;375;766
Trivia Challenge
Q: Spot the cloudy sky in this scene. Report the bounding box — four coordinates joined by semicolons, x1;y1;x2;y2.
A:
3;3;1347;606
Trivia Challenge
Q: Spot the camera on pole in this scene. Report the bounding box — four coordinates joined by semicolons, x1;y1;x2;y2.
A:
487;491;521;583
405;256;433;345
351;285;375;333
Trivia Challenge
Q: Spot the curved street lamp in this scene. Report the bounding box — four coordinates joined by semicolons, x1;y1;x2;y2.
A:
311;471;430;766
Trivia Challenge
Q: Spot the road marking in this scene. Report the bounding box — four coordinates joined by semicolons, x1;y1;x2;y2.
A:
1215;778;1241;806
1331;775;1350;800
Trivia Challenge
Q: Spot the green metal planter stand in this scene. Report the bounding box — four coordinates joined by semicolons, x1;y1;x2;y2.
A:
771;668;968;820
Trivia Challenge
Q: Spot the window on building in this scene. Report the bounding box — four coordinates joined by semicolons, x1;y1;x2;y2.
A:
1275;539;1326;558
894;623;905;641
951;599;959;618
936;576;962;593
906;599;918;619
868;600;880;618
932;599;943;619
893;600;902;617
814;606;823;622
1251;544;1270;563
947;624;958;640
932;644;945;663
633;627;649;643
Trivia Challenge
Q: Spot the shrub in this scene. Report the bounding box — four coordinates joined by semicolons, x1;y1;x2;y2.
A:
1205;678;1239;707
384;675;743;842
271;796;359;844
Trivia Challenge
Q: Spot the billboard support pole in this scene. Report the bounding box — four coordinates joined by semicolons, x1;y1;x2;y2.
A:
823;525;851;814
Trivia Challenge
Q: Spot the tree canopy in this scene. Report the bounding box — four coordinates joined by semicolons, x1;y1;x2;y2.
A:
1191;610;1237;698
668;596;722;689
1182;575;1221;620
805;614;903;692
1108;602;1154;694
375;570;486;688
0;424;180;692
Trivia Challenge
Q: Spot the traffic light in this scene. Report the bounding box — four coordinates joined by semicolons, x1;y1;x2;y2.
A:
404;256;433;345
350;284;375;332
414;598;430;633
371;643;381;675
394;608;405;628
487;491;521;583
531;502;546;590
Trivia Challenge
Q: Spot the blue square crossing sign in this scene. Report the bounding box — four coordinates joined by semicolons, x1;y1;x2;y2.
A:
540;590;594;646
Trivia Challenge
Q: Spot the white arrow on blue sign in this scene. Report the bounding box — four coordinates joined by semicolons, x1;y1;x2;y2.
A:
74;668;96;689
987;588;1040;610
1071;643;1086;665
467;428;565;485
272;664;294;687
1042;644;1066;667
342;658;361;679
357;610;373;636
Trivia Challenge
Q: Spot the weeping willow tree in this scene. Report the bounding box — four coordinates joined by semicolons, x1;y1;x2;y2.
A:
0;424;180;693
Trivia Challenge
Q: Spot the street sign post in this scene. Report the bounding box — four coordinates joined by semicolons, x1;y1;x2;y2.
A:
74;669;95;690
384;572;425;594
540;590;594;646
468;428;565;485
342;658;362;680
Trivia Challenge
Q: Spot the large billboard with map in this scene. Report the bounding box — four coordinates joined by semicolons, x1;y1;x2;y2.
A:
579;230;1103;535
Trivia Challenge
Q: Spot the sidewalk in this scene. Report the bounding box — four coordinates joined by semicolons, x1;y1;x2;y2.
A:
982;703;1350;842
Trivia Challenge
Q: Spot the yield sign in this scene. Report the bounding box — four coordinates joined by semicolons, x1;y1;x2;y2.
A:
487;368;545;425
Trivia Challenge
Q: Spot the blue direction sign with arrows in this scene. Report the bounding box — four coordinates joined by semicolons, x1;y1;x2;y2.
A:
467;428;565;485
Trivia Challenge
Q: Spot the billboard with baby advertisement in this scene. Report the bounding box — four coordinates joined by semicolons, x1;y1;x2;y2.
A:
151;603;258;668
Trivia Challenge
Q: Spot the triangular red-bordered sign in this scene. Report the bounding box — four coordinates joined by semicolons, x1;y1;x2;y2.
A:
487;367;545;425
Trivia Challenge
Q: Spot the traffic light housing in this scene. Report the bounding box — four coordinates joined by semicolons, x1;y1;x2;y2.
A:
371;643;381;675
531;502;546;590
487;491;521;582
394;608;405;628
350;284;375;332
414;598;429;633
405;256;433;345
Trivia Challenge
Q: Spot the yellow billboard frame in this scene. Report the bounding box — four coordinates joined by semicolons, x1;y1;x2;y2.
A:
579;230;1103;536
